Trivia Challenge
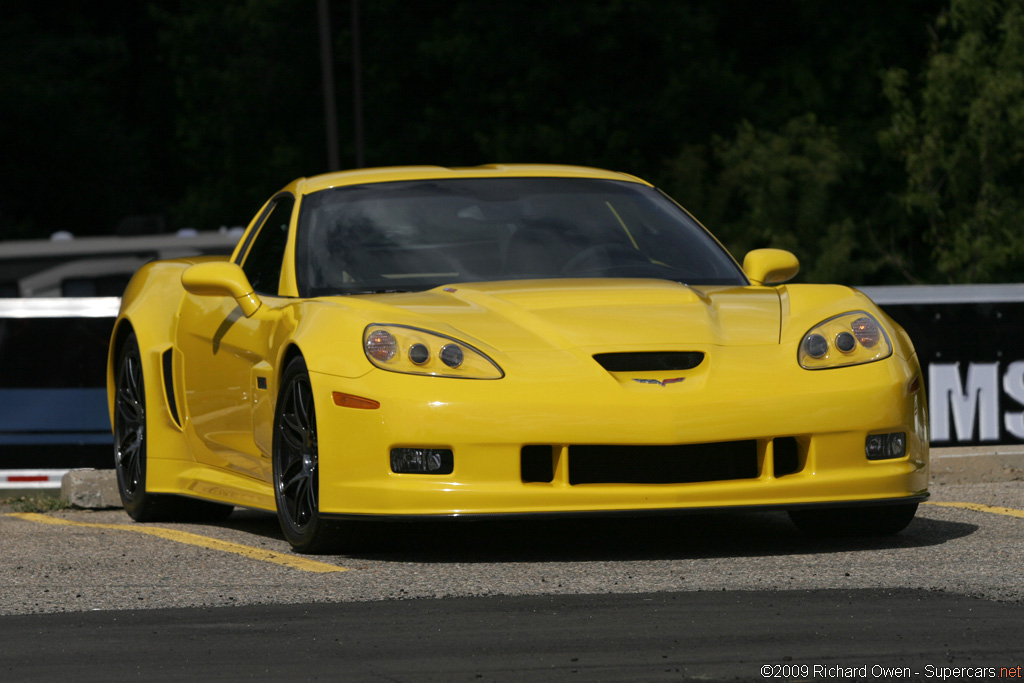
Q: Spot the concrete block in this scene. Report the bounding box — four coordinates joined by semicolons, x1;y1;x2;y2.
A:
61;469;121;509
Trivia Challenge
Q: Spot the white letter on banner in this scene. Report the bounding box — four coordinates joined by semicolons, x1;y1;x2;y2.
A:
1002;361;1024;439
928;362;1000;442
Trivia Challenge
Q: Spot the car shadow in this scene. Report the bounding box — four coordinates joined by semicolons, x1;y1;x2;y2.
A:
214;507;977;563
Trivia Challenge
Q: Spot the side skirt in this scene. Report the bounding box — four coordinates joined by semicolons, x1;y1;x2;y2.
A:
145;458;276;511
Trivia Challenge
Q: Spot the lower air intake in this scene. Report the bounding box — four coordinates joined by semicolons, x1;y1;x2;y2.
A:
593;352;705;372
568;441;758;485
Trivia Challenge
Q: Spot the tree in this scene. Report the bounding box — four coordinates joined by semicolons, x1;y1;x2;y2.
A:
152;0;324;229
0;0;947;258
0;5;159;238
665;115;869;284
882;0;1024;282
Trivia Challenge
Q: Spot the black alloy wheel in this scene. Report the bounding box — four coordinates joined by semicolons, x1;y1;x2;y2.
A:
274;356;336;553
114;332;160;520
114;331;232;522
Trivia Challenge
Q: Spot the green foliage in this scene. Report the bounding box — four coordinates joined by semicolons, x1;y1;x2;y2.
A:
655;2;946;285
357;1;740;169
665;115;898;284
712;115;856;281
0;7;152;236
882;0;1024;282
10;0;999;287
152;0;324;229
2;496;70;513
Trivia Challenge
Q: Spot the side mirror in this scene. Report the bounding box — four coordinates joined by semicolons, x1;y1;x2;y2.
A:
181;261;262;317
742;248;799;286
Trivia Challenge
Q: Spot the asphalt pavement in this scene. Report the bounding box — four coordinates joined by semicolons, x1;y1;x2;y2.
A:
1;448;1021;681
1;479;1022;613
2;588;1022;682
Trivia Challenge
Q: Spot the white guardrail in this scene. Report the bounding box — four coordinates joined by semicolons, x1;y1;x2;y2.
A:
0;297;120;492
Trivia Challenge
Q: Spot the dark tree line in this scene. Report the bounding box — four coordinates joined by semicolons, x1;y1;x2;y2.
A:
2;0;1021;284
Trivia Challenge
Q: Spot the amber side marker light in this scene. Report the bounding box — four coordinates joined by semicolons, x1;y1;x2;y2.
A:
332;392;380;410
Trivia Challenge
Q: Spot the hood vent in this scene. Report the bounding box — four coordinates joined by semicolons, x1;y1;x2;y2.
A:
593;351;705;372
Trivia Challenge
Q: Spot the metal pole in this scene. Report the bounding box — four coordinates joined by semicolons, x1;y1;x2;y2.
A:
351;0;365;168
317;0;341;171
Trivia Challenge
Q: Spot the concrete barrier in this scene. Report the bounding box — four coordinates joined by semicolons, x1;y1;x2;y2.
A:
61;469;121;509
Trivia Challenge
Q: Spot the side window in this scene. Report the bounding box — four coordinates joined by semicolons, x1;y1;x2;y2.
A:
241;195;294;295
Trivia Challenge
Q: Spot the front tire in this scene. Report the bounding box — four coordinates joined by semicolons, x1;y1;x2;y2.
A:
273;356;337;553
788;502;918;537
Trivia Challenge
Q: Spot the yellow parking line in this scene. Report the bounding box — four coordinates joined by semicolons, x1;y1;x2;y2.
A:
924;501;1024;519
6;512;347;574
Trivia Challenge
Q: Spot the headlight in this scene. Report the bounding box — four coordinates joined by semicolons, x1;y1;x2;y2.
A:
798;312;892;370
363;324;504;379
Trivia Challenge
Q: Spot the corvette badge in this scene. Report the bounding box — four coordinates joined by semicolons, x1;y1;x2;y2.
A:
633;377;686;386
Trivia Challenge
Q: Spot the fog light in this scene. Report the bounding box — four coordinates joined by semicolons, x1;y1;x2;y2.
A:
390;448;454;474
866;432;906;460
887;432;906;458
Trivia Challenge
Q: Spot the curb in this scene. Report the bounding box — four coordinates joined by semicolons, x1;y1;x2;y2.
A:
52;447;1024;510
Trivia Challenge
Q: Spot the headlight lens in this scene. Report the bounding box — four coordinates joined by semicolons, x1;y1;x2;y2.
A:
363;325;503;379
798;312;892;369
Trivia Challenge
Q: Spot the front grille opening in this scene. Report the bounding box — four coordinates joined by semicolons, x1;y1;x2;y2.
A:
593;352;705;372
568;441;757;485
521;445;555;483
773;437;800;477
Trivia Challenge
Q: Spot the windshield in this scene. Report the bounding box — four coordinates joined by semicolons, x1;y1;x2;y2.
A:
295;177;746;296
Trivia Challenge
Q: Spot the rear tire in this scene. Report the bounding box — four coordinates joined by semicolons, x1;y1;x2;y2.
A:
273;356;338;553
114;332;233;522
788;503;918;537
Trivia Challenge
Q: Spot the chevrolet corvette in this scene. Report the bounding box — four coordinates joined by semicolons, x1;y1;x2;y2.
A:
107;164;928;552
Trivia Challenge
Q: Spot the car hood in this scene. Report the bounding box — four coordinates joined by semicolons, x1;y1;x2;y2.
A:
348;279;783;351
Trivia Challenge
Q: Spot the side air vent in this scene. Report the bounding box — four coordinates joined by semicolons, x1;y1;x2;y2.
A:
161;348;182;428
593;352;705;372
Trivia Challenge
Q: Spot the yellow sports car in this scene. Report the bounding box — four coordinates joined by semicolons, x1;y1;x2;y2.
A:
107;164;928;552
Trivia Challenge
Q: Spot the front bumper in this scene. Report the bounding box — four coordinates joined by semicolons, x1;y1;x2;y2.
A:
311;345;928;517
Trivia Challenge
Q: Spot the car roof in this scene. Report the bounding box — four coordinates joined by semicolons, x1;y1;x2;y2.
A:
293;164;651;195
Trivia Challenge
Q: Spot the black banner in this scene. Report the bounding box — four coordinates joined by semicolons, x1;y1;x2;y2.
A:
865;285;1024;447
0;300;116;470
